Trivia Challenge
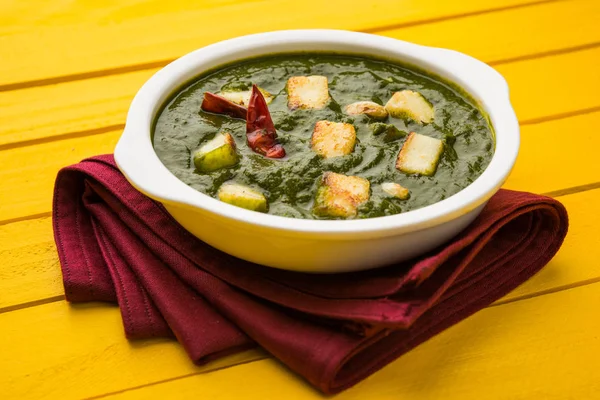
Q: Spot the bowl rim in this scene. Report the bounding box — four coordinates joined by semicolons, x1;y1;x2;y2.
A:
115;29;519;237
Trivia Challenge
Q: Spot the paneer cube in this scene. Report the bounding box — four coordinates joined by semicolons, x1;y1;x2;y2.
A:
313;172;370;218
193;132;239;172
344;101;388;120
217;183;268;212
385;90;434;124
311;121;356;158
381;182;410;200
219;87;273;107
396;132;444;176
286;76;330;109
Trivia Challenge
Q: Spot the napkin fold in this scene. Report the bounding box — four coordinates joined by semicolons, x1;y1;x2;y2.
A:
53;155;568;394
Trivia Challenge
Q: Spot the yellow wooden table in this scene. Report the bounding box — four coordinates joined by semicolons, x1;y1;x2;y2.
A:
1;0;600;398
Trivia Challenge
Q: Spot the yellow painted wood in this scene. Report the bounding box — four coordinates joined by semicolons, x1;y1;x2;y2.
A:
497;46;600;123
0;217;63;310
0;301;266;400
503;111;600;194
0;130;121;223
0;0;550;86
106;282;600;400
380;0;600;65
2;0;598;147
0;70;153;147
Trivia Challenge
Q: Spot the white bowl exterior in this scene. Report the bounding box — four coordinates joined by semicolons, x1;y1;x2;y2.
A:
115;30;519;272
164;201;485;272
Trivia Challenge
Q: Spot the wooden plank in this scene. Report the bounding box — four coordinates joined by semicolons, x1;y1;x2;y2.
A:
497;46;600;124
0;216;63;311
0;70;151;147
0;130;121;224
503;111;600;195
2;0;598;147
0;300;266;400
380;0;600;65
0;0;554;87
104;281;600;400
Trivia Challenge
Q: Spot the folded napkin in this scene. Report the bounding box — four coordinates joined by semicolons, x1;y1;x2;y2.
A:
53;154;568;394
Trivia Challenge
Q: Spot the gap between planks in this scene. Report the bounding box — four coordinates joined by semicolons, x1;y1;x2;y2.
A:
490;276;600;307
0;295;64;314
84;356;270;400
0;124;125;153
0;0;564;93
487;41;600;67
0;211;52;227
361;0;563;33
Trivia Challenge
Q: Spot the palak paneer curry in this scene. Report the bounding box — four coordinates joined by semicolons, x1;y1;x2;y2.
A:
153;53;494;219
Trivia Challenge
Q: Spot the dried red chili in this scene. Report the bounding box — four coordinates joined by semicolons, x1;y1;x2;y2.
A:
200;92;247;120
246;85;286;158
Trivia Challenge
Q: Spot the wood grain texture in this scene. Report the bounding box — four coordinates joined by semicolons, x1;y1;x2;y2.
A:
0;300;266;400
105;281;600;400
0;0;555;87
2;0;598;147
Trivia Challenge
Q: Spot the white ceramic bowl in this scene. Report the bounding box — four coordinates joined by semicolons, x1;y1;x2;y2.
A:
115;30;519;273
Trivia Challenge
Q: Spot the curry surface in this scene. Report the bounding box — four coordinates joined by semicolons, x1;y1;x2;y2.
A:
153;54;493;219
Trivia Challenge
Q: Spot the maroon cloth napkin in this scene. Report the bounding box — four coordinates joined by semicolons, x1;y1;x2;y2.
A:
53;154;568;394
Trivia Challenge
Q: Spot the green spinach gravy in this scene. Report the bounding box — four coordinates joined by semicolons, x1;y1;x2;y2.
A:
153;53;494;219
